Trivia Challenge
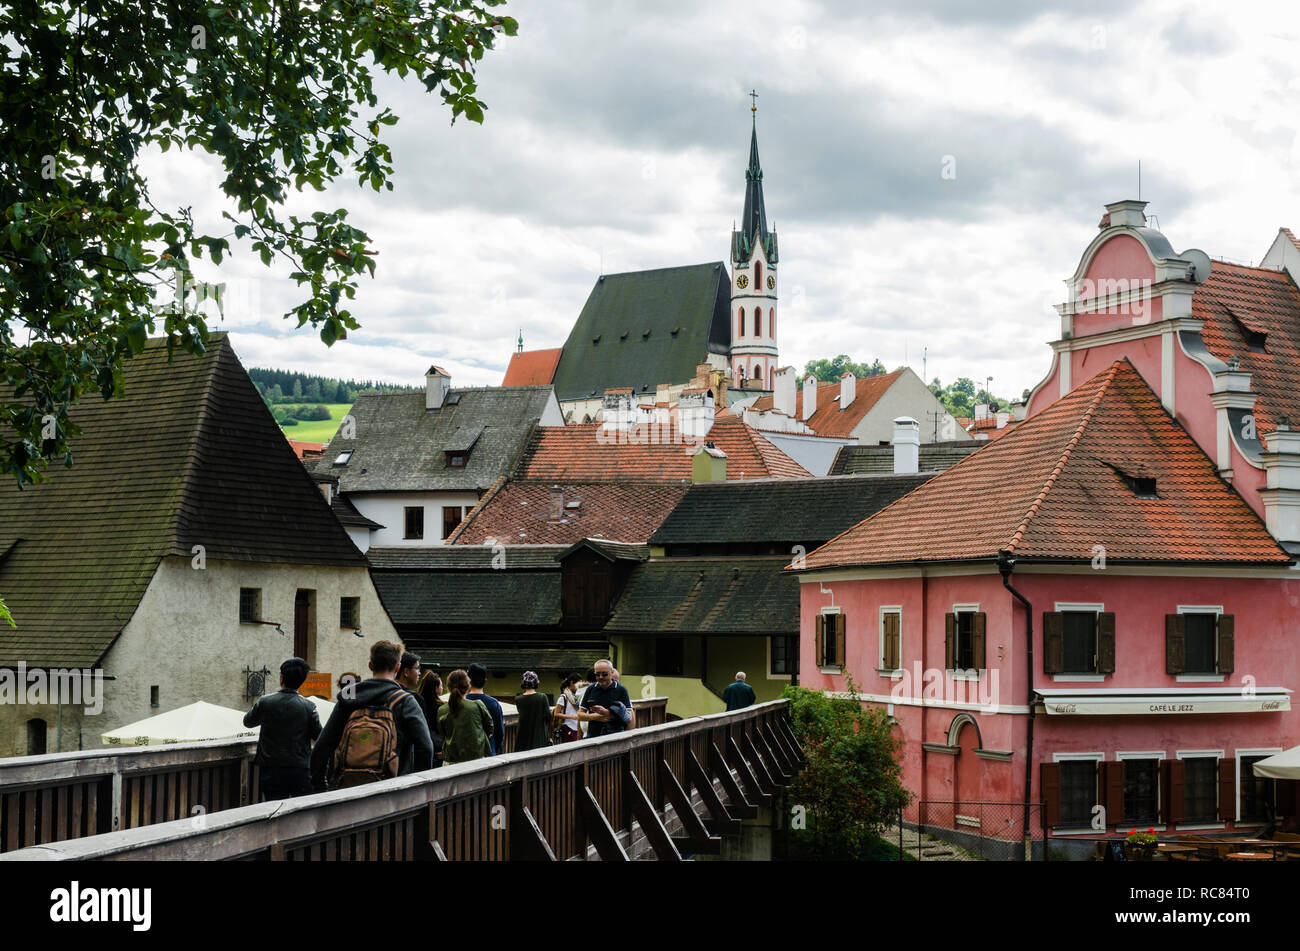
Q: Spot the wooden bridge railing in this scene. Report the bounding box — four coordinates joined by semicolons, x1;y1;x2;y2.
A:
0;700;801;861
0;696;670;854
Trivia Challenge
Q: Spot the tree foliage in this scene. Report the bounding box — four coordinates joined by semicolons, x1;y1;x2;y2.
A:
1;0;515;485
802;354;886;383
929;376;1015;418
783;676;911;859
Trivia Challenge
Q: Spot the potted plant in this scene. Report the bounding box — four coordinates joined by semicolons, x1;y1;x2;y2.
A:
1125;828;1158;861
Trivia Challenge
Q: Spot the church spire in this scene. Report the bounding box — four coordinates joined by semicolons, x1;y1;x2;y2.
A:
733;92;777;267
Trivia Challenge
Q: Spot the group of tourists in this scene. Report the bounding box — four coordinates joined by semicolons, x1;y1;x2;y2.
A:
241;641;638;801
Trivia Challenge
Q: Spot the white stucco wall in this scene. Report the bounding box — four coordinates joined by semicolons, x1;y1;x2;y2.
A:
762;432;856;476
73;556;394;750
852;368;970;445
349;491;481;546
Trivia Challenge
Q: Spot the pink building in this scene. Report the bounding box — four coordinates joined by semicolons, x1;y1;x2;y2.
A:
795;361;1298;858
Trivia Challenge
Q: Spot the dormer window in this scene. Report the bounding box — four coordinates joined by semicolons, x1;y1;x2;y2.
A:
446;451;467;468
1113;466;1158;498
333;450;353;466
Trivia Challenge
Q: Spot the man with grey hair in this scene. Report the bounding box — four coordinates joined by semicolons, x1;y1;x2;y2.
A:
722;671;755;711
580;659;633;738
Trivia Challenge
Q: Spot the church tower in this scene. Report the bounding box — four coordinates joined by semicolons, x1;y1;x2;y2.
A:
729;94;779;388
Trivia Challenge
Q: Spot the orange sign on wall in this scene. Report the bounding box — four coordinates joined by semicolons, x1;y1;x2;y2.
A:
301;673;332;700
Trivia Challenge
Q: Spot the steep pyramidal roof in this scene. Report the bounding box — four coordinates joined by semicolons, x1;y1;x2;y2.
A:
732;117;778;266
801;360;1291;570
0;334;365;667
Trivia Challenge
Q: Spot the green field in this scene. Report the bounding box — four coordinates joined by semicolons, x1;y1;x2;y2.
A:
274;403;354;443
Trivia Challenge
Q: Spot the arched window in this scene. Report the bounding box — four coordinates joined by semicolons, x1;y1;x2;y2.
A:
737;307;744;338
753;364;762;382
769;307;775;338
755;260;762;289
753;307;761;337
26;718;47;755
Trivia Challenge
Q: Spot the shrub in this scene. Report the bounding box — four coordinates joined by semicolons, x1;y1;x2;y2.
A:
783;673;911;860
290;404;331;421
280;416;299;426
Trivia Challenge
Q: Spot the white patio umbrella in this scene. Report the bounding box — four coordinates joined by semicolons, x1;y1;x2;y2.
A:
1252;745;1300;780
306;695;336;722
100;700;257;747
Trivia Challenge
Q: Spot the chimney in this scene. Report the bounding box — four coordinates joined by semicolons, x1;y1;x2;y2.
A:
692;442;727;483
425;365;450;410
600;388;636;433
893;417;920;474
678;387;715;440
802;375;818;420
1261;417;1300;547
1103;199;1148;229
840;370;856;409
773;366;796;417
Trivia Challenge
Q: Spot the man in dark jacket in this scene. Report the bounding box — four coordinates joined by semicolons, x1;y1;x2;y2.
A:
310;640;435;791
581;659;634;738
466;662;504;755
396;650;430;775
243;657;322;800
722;671;756;711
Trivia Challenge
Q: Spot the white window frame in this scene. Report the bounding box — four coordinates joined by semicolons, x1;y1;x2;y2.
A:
818;606;842;674
1050;752;1105;835
1052;602;1106;682
878;605;902;675
1174;749;1226;830
1116;750;1165;827
765;635;793;682
1236;748;1282;826
949;603;982;680
1175;605;1225;682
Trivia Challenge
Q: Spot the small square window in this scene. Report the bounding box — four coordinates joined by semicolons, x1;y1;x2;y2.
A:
332;450;353;466
239;588;262;623
340;597;360;629
445;451;467;468
404;506;424;540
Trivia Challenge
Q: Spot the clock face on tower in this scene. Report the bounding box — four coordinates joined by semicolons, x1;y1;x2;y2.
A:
736;274;749;289
766;275;775;290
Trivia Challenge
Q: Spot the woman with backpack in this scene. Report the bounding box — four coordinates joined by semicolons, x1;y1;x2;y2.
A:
436;669;493;764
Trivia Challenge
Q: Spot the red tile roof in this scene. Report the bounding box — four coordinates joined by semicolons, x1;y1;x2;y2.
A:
451;480;689;545
801;360;1290;570
792;371;903;438
502;348;563;387
1193;261;1300;434
518;416;811;482
287;439;324;459
1281;228;1300;253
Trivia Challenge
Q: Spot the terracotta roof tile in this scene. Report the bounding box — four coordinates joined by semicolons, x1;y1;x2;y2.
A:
517;416;810;482
1193;261;1300;433
794;371;902;438
501;348;562;386
801;360;1290;570
451;480;688;545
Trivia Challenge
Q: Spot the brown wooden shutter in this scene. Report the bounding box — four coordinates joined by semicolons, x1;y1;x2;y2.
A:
1165;614;1186;675
1097;612;1116;675
1167;759;1186;823
1043;612;1064;674
883;613;899;669
815;615;825;668
1041;763;1062;827
1218;758;1236;822
1102;761;1125;826
944;613;956;670
1217;615;1234;675
972;612;987;669
834;613;846;669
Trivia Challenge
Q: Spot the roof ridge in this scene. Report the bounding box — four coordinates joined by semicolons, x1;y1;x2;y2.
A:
1003;361;1122;555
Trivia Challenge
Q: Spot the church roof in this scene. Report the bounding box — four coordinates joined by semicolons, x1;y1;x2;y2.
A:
502;347;562;386
732;118;778;266
549;263;732;403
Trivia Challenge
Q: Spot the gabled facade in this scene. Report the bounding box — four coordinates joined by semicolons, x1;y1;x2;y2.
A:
796;362;1298;857
0;335;397;755
1028;200;1300;551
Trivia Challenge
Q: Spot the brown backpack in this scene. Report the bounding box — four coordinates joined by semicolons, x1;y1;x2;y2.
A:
329;690;407;789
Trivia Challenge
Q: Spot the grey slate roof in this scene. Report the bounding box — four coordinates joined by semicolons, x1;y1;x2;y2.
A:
366;545;567;570
829;441;984;476
650;474;935;547
312;386;553;493
602;558;799;636
0;334;366;668
549;263;732;402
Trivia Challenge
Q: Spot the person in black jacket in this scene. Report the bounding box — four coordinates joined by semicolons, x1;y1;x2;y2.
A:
243;657;322;800
310;640;434;791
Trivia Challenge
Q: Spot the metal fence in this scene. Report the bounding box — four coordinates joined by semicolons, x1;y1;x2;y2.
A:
901;800;1045;861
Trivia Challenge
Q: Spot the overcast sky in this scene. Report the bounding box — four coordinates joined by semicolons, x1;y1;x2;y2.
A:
142;0;1300;401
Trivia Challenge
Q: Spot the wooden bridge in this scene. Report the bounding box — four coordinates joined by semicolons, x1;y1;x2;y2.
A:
0;699;802;861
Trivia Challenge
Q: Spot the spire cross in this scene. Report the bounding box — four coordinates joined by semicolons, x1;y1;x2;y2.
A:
749;89;758;113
